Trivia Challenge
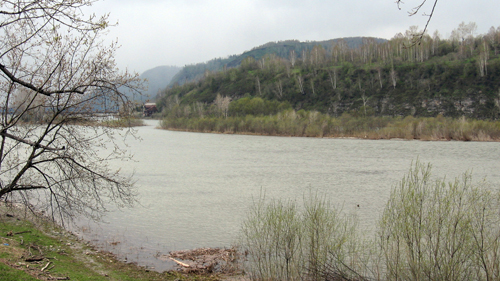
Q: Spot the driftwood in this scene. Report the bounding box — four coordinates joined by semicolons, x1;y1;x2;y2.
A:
41;261;52;271
169;257;191;268
162;247;242;274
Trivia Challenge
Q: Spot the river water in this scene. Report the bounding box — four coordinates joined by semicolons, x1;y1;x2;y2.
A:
75;119;500;272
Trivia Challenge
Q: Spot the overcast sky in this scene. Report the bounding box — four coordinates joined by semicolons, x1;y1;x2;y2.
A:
85;0;500;74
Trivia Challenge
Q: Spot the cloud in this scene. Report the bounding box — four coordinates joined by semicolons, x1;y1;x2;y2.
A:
86;0;500;73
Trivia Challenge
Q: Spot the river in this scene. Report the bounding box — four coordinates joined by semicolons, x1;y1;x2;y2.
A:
75;119;500;272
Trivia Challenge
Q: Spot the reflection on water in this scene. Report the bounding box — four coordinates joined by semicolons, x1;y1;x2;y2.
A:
75;119;500;272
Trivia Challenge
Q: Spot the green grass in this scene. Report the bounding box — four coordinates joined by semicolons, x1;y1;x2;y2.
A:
0;263;39;281
0;209;223;280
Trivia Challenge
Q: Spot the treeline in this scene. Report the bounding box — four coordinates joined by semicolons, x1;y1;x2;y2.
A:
157;22;500;120
167;37;379;87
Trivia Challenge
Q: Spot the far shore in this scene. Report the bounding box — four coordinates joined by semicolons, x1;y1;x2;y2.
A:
160;126;500;142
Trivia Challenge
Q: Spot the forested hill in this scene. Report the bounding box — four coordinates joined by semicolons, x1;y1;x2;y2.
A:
168;37;385;86
158;23;500;120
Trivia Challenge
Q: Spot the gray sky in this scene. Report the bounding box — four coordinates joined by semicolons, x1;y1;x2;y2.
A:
85;0;500;74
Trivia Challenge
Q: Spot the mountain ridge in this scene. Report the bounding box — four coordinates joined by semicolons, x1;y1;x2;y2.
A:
166;37;386;88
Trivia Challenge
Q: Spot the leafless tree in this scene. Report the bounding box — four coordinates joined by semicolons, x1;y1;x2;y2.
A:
328;69;337;91
214;93;230;118
289;50;297;67
255;76;262;96
274;80;283;99
390;66;397;89
0;0;142;223
296;75;305;95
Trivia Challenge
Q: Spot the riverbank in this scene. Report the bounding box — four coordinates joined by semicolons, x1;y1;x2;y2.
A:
0;205;242;280
160;113;500;141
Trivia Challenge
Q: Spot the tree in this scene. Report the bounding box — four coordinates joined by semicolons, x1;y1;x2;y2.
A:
0;0;142;223
214;93;231;118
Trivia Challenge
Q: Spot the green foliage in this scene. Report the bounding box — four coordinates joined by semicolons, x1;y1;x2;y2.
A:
379;161;500;281
228;97;291;116
239;191;362;281
168;38;377;87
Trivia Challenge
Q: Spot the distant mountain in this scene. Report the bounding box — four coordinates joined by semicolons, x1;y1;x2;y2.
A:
168;37;386;87
137;65;181;102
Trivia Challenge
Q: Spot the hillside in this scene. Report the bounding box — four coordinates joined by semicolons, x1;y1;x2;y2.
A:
157;23;500;120
168;37;385;87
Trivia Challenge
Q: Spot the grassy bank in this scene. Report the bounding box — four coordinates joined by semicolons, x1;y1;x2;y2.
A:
160;111;500;141
0;206;227;281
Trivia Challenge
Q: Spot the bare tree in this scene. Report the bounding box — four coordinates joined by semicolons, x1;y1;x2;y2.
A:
478;38;489;77
274;80;284;99
0;1;142;223
255;76;262;96
296;75;305;95
390;66;397;89
214;94;231;118
377;68;383;89
289;50;297;67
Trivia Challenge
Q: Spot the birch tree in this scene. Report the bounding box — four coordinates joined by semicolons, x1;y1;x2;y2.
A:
214;94;230;118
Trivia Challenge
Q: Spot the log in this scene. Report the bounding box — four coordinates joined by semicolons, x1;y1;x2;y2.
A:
41;261;52;271
169;257;190;268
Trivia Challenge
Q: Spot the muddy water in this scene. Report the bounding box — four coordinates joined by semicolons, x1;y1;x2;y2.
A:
75;119;500;272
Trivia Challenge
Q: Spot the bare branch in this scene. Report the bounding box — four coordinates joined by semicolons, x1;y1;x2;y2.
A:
0;130;65;151
9;185;47;192
0;64;85;96
397;0;439;47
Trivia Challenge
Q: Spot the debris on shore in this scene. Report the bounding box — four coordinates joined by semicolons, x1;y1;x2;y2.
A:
160;247;242;275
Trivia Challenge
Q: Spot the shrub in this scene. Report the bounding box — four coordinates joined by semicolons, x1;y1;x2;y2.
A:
240;162;500;281
379;161;500;281
239;192;363;281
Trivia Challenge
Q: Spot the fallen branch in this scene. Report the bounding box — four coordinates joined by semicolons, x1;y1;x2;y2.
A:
165;247;242;275
169;257;190;268
41;261;52;271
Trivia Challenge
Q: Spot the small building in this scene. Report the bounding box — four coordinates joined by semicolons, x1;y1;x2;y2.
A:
143;103;157;117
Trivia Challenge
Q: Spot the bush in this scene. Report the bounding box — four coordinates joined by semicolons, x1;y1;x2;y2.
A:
239;192;363;281
379;161;500;281
240;162;500;281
